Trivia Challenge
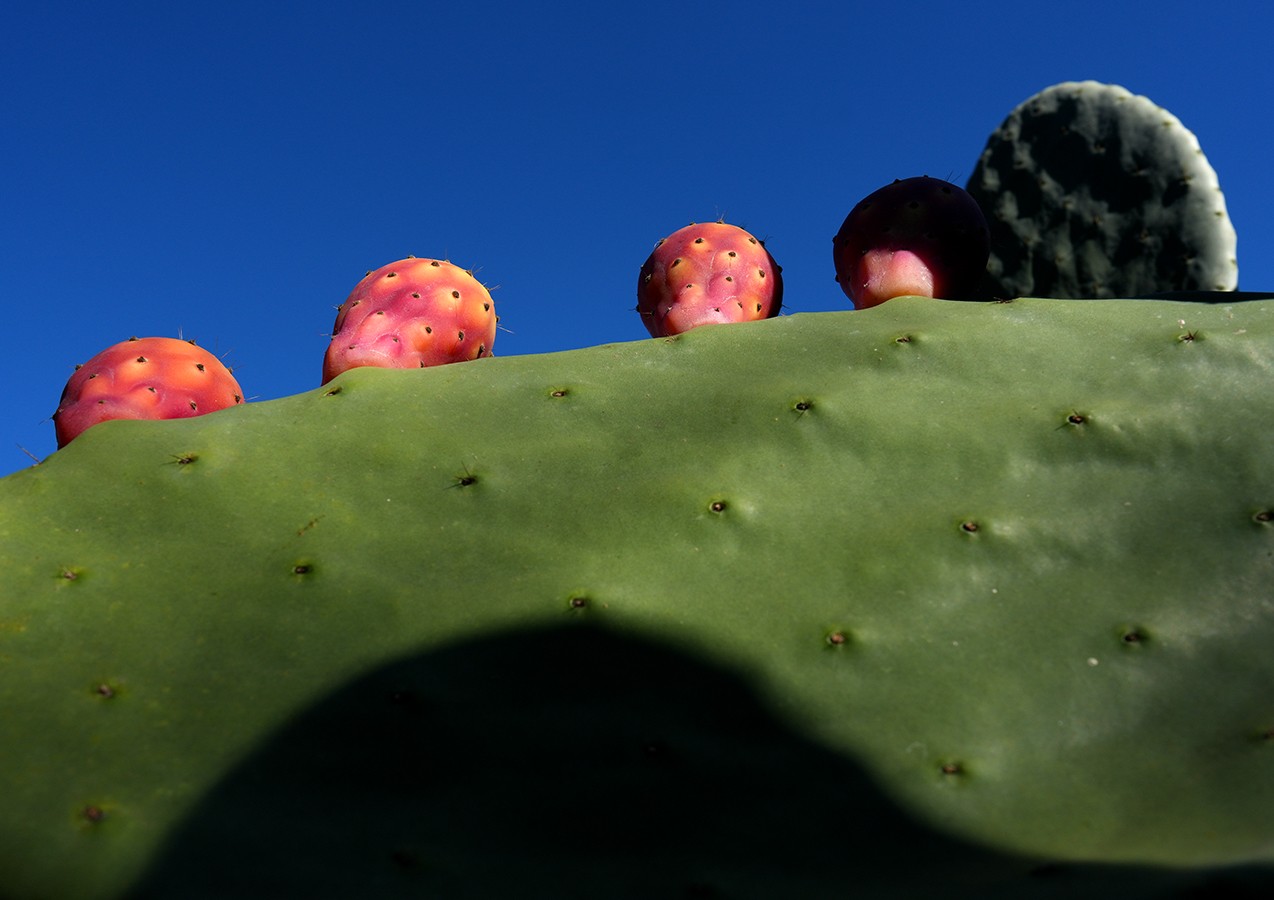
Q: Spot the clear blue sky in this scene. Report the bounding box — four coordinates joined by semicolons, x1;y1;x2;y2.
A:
2;1;1269;476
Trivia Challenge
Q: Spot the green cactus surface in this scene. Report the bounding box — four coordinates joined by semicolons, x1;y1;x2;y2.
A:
1;296;1272;898
968;81;1239;299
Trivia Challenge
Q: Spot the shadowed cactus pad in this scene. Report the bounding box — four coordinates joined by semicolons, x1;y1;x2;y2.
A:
2;297;1273;898
968;81;1238;299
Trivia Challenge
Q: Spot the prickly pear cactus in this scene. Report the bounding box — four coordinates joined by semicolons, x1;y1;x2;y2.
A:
967;81;1239;299
2;297;1273;899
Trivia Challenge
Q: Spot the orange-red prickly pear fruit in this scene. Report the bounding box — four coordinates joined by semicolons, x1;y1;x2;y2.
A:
53;337;244;448
637;222;782;337
322;257;497;384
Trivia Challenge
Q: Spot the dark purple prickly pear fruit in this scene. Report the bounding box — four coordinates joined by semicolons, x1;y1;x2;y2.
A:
832;176;990;309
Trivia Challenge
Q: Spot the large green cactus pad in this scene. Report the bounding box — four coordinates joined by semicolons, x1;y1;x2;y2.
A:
2;297;1272;898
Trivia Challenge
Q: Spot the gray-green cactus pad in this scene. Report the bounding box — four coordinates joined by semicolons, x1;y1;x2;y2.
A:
968;81;1238;299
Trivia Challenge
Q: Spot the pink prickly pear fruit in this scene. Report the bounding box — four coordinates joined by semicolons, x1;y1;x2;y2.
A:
53;337;244;448
322;257;497;384
832;176;990;309
636;221;782;337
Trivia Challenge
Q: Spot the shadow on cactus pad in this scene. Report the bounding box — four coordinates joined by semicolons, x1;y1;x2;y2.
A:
132;624;1272;900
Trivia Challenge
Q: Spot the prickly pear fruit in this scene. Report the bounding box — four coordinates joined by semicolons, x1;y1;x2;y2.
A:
52;337;243;448
832;176;990;309
322;257;497;384
637;222;782;337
